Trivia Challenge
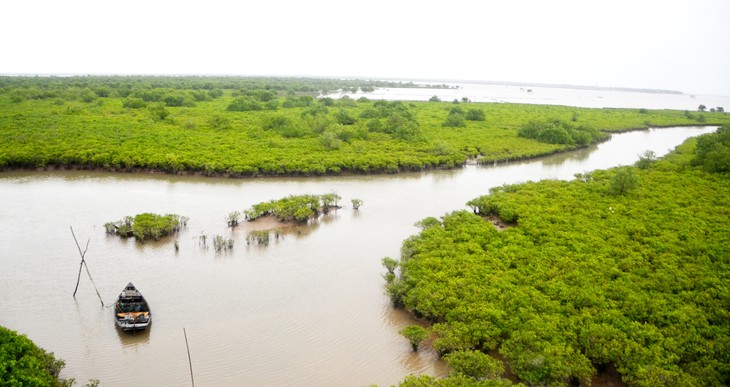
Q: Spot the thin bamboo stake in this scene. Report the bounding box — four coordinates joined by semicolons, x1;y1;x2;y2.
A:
70;226;104;307
71;230;89;298
184;328;195;387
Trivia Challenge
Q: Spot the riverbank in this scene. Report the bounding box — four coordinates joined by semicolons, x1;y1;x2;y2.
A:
2;76;729;178
0;123;714;178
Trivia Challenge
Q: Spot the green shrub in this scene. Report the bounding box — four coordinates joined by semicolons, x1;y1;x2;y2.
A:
443;111;466;128
244;194;322;223
335;109;356;125
106;213;187;241
227;96;261;111
394;141;730;385
443;350;504;380
518;119;607;146
693;125;730;172
0;326;67;386
400;325;428;351
122;97;146;109
608;166;638;195
465;109;486;121
148;103;169;121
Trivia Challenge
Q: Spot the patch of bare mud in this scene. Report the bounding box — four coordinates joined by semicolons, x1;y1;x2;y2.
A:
486;215;512;231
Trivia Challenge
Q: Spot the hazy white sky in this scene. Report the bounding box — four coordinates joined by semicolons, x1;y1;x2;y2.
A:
1;0;729;95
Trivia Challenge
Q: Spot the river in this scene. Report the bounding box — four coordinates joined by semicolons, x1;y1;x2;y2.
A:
0;126;717;386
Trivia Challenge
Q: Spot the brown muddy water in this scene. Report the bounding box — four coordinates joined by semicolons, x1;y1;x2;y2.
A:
0;126;716;386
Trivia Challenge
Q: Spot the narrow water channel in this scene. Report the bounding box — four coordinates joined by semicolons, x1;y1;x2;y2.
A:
0;126;716;386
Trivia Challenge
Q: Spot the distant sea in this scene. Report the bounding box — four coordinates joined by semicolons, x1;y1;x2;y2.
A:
326;81;730;111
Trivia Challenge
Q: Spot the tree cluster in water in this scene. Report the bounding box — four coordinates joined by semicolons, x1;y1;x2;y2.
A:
243;193;345;223
104;213;188;241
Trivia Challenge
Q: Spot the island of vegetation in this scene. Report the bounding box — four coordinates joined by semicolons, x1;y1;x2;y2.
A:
1;76;728;177
104;213;188;241
385;126;730;386
243;193;343;223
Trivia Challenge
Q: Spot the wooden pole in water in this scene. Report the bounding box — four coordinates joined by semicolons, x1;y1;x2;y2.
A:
70;226;104;307
71;228;89;298
184;328;195;387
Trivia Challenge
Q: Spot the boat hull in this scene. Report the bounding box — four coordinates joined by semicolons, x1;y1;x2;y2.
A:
115;319;151;331
115;282;151;331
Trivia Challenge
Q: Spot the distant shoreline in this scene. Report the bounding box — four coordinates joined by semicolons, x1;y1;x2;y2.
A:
382;77;684;95
0;73;683;95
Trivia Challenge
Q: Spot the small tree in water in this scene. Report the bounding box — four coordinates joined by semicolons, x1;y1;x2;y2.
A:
400;325;428;351
382;256;398;274
213;235;234;252
246;230;270;246
351;198;363;210
320;193;341;213
226;211;241;227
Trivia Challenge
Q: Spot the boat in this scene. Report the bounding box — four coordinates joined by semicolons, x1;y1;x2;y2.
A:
114;282;151;331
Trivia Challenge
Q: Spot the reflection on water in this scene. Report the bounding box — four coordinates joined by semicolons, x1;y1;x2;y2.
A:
540;143;599;166
0;126;718;386
116;325;151;347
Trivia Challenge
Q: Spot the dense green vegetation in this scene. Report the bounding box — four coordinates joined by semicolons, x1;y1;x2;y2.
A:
0;326;67;386
396;374;515;387
243;193;341;223
104;213;187;241
2;76;728;176
692;125;730;172
386;128;730;386
518;119;609;146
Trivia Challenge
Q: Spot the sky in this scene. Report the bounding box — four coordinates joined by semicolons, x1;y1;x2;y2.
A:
1;0;729;96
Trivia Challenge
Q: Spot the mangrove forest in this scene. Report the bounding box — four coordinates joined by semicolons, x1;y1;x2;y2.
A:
2;76;729;177
385;127;730;386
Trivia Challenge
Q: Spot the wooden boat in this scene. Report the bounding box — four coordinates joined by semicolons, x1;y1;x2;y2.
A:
114;282;151;331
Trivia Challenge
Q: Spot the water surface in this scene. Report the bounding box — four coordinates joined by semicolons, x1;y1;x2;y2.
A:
327;82;730;110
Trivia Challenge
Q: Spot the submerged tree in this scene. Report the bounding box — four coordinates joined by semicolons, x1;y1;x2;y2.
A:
382;256;398;274
320;193;342;213
226;211;241;227
246;230;271;246
400;325;428;351
105;213;187;241
212;235;234;252
351;198;363;210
